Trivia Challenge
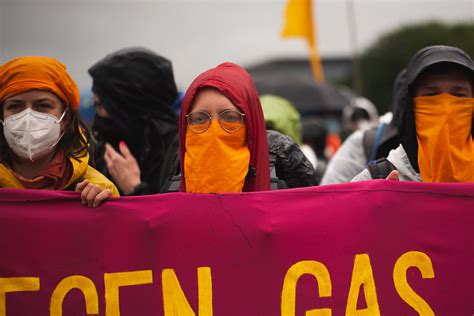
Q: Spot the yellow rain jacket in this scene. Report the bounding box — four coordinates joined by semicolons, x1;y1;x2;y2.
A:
0;153;120;197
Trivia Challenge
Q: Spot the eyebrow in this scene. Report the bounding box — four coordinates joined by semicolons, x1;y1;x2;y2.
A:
34;98;56;103
421;86;439;91
4;98;24;103
5;97;56;103
451;84;471;90
421;84;470;91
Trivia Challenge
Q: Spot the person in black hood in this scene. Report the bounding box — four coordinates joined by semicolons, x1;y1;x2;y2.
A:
89;47;179;195
353;45;474;182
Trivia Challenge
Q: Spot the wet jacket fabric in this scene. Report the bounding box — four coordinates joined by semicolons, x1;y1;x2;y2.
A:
179;62;270;192
396;46;474;172
267;130;317;188
0;152;120;196
89;48;179;194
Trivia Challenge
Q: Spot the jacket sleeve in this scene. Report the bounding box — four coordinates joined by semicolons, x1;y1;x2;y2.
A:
321;130;367;185
83;166;120;197
351;168;372;182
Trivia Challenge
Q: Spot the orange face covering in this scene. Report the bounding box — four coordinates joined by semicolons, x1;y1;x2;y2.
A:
184;120;250;193
0;56;80;111
414;93;474;182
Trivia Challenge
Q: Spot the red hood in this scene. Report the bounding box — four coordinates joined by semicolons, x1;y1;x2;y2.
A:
179;62;270;192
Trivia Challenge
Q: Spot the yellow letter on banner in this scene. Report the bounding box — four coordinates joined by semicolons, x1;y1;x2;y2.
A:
393;251;435;316
0;277;40;316
281;260;332;316
162;267;213;316
50;275;99;316
345;254;380;316
104;270;153;316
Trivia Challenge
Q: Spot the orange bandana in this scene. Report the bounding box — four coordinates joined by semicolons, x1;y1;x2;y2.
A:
414;93;474;182
0;56;80;111
184;120;250;193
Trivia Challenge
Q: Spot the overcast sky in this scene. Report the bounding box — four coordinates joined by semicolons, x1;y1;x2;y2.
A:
1;0;473;89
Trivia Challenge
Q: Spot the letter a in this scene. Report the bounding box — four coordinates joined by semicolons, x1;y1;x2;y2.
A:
346;254;380;316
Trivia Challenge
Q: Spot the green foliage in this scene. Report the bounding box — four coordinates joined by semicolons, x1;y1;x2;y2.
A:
360;21;474;114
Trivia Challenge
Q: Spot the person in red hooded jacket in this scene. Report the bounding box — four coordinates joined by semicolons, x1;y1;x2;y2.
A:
177;62;270;193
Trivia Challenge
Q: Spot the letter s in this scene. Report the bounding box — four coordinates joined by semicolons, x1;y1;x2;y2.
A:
393;251;435;316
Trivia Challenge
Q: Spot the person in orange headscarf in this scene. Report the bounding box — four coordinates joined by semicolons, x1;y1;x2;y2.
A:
352;45;474;182
0;56;119;206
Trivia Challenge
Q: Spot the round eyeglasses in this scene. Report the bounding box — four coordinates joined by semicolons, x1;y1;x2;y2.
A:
186;110;245;134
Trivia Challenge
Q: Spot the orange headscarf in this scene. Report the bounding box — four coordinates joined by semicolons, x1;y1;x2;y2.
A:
0;56;80;111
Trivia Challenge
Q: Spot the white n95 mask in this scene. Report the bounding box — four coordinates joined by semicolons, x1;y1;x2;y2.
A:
1;108;66;161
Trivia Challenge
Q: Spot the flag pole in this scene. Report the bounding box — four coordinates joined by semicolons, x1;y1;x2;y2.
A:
308;0;324;82
308;39;325;82
346;0;362;94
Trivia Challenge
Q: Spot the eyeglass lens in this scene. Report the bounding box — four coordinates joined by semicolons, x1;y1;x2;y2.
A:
187;110;244;133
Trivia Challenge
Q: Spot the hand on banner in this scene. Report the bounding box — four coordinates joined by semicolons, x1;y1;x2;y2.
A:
104;142;141;195
386;170;400;181
76;180;113;207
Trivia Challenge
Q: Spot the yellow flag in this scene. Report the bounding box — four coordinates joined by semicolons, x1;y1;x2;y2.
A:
281;0;325;82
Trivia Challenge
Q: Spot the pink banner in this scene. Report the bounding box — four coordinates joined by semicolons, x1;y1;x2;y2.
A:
0;181;473;315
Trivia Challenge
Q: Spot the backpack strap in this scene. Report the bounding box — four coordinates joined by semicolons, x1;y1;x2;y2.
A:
162;148;181;193
167;174;181;192
363;123;386;162
269;153;288;190
362;128;376;161
370;123;386;161
367;158;397;179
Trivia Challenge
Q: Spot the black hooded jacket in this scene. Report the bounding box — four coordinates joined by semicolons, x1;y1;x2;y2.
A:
89;48;179;195
396;45;474;172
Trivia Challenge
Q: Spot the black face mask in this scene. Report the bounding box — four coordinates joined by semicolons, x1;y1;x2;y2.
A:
92;115;138;151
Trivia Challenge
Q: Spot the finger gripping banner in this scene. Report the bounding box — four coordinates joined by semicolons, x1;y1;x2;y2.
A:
0;181;473;315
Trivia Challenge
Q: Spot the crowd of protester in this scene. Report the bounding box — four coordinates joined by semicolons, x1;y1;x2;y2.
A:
0;44;472;206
